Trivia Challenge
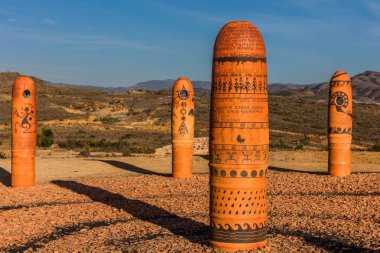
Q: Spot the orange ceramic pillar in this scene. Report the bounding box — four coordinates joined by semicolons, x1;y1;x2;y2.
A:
11;76;37;187
210;21;268;251
172;78;194;178
328;71;352;177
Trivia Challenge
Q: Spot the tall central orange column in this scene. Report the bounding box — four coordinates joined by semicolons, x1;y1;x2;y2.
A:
11;76;37;187
328;71;352;177
210;21;269;251
172;78;194;178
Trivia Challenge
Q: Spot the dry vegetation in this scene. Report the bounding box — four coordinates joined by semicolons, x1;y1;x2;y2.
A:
0;72;379;155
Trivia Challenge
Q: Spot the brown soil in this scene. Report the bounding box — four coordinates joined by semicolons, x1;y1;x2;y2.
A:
0;152;379;252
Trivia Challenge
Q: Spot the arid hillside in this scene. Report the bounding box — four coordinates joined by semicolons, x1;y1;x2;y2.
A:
270;71;380;102
0;72;378;155
124;71;380;102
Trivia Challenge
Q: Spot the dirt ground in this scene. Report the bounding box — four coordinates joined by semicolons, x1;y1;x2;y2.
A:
0;151;378;182
0;151;379;252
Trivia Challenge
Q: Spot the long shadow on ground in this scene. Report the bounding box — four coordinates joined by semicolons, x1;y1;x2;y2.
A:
2;181;209;251
0;167;11;186
269;166;325;175
53;180;209;244
269;227;378;253
1;219;129;252
269;166;380;175
271;191;380;197
97;160;170;177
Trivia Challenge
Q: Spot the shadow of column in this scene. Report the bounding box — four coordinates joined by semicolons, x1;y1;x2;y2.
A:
52;180;209;245
0;167;11;186
97;159;170;177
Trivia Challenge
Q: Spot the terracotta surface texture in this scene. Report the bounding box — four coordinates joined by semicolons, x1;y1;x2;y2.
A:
11;76;37;187
328;71;352;177
209;21;269;251
171;78;194;179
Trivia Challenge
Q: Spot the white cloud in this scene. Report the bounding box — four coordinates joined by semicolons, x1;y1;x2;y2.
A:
365;0;380;15
41;18;57;25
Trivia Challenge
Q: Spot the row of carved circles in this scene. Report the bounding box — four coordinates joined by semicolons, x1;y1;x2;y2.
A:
212;168;268;178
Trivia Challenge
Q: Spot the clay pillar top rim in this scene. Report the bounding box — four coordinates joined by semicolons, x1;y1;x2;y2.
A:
12;76;36;97
176;77;191;81
214;21;266;59
224;20;251;25
172;77;193;92
331;71;350;82
13;76;35;86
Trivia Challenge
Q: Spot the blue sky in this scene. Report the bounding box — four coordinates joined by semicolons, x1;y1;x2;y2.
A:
0;0;379;86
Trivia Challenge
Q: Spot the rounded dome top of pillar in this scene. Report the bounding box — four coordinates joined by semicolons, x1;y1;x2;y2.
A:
331;70;350;82
214;21;266;59
172;77;193;93
12;76;36;96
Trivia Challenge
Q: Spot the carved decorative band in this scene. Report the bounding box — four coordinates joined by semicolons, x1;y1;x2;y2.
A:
213;57;267;63
211;222;267;243
330;80;351;87
212;144;268;151
211;167;268;178
212;122;269;129
329;127;352;134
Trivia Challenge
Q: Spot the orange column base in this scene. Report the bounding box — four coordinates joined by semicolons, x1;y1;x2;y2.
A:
211;240;267;252
328;142;351;177
172;144;193;179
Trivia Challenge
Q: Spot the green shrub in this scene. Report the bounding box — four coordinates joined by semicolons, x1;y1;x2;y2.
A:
368;144;380;152
0;152;6;159
37;128;54;148
79;146;91;157
270;139;292;150
99;116;120;124
122;149;131;157
58;139;85;149
121;133;132;139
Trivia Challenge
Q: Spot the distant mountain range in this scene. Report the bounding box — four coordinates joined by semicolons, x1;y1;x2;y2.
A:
268;71;380;102
0;70;379;102
127;79;211;91
125;71;380;102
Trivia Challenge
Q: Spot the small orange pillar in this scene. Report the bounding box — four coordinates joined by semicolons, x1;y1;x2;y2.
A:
11;76;37;187
210;21;269;251
328;71;352;177
171;77;194;178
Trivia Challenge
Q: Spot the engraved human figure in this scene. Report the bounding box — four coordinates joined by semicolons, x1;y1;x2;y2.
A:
239;75;244;93
252;75;257;93
255;150;261;161
234;78;239;93
244;77;250;93
225;151;237;164
222;80;227;93
228;78;233;93
15;106;35;133
242;151;253;164
218;80;222;92
213;151;222;163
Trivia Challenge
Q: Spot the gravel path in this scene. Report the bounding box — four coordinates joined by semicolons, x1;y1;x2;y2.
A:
0;171;379;252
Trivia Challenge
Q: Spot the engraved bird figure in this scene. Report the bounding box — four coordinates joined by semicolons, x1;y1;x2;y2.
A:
237;135;245;144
